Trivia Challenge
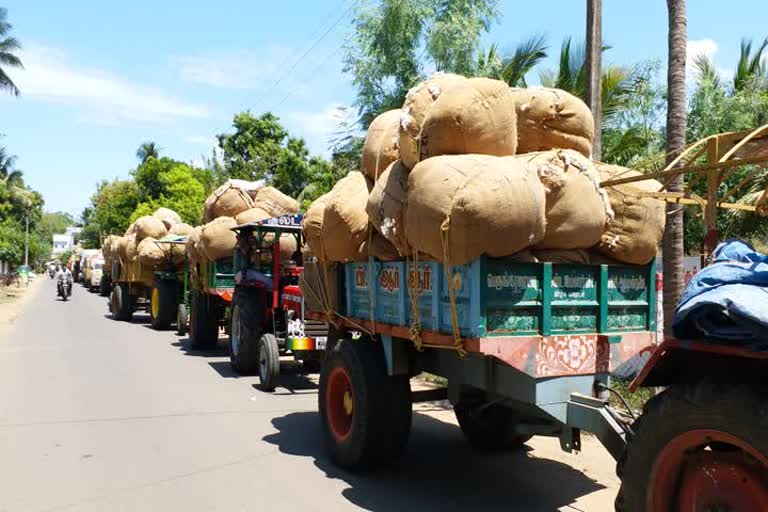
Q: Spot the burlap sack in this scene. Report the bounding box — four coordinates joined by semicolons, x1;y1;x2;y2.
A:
137;237;165;267
124;220;137;236
199;216;238;261
519;150;610;249
362;109;401;180
321;172;372;263
134;215;168;242
169;223;193;236
404;154;546;264
203;181;255;222
511;87;595;157
186;225;203;264
303;193;331;260
102;235;119;259
153;207;182;229
299;257;338;315
124;234;139;262
113;236;128;262
227;179;263;199
399;72;467;169
420;77;517;162
357;231;401;261
235;207;272;225
596;163;665;264
366;160;409;255
252;187;299;217
532;248;591;264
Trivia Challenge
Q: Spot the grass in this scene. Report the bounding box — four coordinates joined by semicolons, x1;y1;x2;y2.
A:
610;377;656;416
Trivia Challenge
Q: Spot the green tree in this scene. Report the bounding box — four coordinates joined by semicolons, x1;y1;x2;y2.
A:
0;7;22;97
216;111;314;198
89;179;141;236
130;163;207;225
734;37;768;91
136;141;160;163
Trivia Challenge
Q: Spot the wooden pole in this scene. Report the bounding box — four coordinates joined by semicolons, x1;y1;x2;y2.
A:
585;0;602;160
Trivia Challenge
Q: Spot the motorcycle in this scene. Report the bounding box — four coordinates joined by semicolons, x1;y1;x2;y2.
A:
48;268;55;279
57;274;72;301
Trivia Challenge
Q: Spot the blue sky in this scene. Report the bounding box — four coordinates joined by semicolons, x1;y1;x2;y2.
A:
1;0;766;217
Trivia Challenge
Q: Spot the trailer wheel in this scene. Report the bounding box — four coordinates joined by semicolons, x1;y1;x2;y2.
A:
176;304;188;336
111;283;133;321
454;402;532;451
149;278;177;331
229;288;262;375
319;337;412;470
257;333;280;391
189;292;219;349
99;275;110;297
616;381;768;512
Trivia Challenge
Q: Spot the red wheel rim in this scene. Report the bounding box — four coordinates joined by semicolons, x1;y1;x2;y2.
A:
648;429;768;511
326;366;353;442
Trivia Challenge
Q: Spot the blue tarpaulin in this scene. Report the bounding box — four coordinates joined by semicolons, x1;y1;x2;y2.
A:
672;240;768;349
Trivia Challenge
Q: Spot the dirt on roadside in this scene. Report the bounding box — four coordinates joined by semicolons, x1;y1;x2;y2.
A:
0;278;43;338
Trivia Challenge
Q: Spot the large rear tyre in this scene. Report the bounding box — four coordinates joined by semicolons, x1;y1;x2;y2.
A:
110;283;133;321
188;292;219;349
176;304;188;336
257;333;280;391
229;288;264;375
616;381;768;511
454;402;532;451
99;275;111;297
319;336;412;470
149;278;177;331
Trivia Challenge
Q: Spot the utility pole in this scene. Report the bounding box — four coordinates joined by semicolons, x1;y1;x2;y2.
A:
585;0;602;160
24;214;29;269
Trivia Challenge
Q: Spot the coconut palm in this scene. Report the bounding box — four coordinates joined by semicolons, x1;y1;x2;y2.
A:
734;37;768;91
538;37;634;120
0;8;23;97
500;33;548;87
136;141;160;163
662;0;688;337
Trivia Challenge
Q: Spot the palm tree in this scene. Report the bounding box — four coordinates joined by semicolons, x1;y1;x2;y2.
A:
500;34;548;87
0;8;23;97
663;0;687;337
734;37;768;91
538;37;634;121
136;141;160;163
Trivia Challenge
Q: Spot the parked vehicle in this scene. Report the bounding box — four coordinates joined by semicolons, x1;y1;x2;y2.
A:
229;214;328;390
181;251;234;348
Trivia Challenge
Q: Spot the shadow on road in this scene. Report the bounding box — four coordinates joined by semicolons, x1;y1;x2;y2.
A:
171;339;227;357
263;411;605;512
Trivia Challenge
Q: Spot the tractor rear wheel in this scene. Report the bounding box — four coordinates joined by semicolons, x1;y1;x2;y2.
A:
229;288;263;375
111;283;133;321
617;380;768;511
149;278;177;331
188;292;219;349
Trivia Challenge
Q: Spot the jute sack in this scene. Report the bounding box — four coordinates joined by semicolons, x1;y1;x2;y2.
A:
153;207;182;229
124;220;137;236
235;207;272;225
511;87;594;157
134;215;168;242
299;256;338;315
169;223;193;236
252;187;299;217
404;154;546;264
303;193;331;260
137;237;165;268
227;179;263;200
596;163;665;264
114;236;128;262
321;172;373;263
362;109;401;180
102;235;119;260
203;181;255;222
124;234;139;262
356;231;401;261
420;77;517;162
399;72;467;169
365;160;409;255
520;150;611;249
199;216;238;261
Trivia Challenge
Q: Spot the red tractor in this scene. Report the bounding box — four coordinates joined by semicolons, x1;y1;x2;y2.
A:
227;214;328;391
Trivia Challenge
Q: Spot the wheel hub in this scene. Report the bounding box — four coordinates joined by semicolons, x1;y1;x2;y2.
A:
326;366;353;442
649;429;768;512
151;288;160;318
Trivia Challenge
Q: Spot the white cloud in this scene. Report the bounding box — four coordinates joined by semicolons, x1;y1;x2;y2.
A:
284;103;357;155
177;47;293;90
6;45;210;123
686;38;718;73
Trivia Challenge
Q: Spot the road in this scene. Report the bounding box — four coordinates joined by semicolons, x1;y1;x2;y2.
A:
0;279;618;511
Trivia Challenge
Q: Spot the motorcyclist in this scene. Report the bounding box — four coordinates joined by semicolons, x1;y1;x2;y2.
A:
56;266;73;297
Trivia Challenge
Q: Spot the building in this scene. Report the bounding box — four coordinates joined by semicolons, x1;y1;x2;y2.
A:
51;227;83;256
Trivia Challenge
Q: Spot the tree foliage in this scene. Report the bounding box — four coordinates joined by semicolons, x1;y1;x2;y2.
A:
136;141;160;163
0;7;23;97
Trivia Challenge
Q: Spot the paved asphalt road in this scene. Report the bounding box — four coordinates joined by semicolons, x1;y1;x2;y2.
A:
0;279;617;511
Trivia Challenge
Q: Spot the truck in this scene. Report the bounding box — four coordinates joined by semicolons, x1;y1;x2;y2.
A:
307;256;767;510
227;214;328;390
110;236;186;331
86;253;105;293
182;251;235;349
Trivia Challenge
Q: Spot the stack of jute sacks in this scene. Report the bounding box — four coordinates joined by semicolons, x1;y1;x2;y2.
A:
301;73;666;315
186;180;300;286
102;207;193;274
